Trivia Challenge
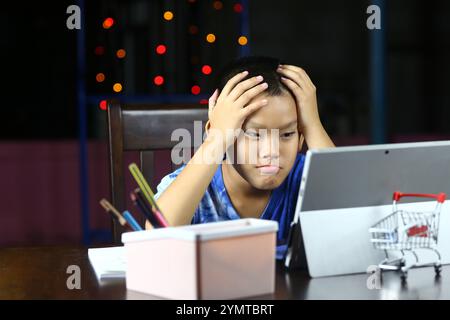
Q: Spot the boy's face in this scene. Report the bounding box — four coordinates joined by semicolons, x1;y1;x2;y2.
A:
228;91;299;190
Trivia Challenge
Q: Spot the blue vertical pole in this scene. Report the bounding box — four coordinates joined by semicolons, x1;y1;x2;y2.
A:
239;0;250;57
76;0;90;245
370;0;387;144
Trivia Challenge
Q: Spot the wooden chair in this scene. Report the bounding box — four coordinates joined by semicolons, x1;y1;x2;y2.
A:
106;101;208;243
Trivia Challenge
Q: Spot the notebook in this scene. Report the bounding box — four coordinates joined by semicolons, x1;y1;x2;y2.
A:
88;246;126;280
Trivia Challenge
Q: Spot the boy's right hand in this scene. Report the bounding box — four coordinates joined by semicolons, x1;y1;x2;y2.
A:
207;71;269;149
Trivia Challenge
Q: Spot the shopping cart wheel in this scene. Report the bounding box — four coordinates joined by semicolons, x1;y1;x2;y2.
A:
400;270;408;281
434;265;442;276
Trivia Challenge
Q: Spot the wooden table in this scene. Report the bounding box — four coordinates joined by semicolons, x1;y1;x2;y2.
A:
1;246;449;299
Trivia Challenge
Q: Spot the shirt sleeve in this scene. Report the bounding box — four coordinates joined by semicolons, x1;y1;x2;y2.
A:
154;165;186;200
154;165;222;226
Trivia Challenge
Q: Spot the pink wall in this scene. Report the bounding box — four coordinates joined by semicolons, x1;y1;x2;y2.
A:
0;141;172;247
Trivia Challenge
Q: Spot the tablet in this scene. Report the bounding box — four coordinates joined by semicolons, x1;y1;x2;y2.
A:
285;140;450;277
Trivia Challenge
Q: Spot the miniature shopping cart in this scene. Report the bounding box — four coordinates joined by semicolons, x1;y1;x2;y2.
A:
369;191;447;280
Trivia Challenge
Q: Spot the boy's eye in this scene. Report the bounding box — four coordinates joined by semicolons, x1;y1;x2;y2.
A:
282;132;296;138
245;130;260;138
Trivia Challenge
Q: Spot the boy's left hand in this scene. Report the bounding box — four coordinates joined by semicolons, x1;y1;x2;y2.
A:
277;64;335;150
277;64;322;132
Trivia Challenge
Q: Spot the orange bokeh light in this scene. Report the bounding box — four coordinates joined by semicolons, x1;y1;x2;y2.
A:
206;33;216;43
163;11;173;21
96;73;105;82
213;1;223;10
116;49;126;58
238;36;248;46
113;83;123;92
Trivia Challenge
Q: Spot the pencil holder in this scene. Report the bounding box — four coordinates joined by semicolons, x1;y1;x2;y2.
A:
122;218;278;299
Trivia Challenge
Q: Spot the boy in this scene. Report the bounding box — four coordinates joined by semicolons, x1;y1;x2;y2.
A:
151;56;335;258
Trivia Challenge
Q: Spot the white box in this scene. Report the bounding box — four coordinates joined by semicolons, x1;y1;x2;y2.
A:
122;218;278;299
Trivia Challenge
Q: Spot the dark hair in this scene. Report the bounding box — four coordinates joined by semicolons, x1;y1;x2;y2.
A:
216;55;290;96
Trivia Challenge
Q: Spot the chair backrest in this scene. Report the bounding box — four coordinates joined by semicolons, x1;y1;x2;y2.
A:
106;101;208;243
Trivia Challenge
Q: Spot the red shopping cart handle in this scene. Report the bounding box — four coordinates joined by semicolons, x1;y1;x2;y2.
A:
393;191;447;203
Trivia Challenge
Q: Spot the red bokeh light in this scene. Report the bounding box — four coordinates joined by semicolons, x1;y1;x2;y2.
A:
94;46;105;55
191;85;201;95
156;45;166;55
188;25;199;34
103;17;115;29
154;76;164;86
201;65;212;75
233;3;243;13
99;100;107;110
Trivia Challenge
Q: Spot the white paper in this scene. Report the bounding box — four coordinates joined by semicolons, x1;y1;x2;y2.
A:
88;246;126;280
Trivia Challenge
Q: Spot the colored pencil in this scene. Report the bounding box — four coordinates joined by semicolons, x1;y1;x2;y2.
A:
130;190;160;228
128;163;169;226
122;210;143;231
99;198;133;231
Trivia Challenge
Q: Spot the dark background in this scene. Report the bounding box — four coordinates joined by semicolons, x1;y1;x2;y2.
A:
1;0;449;246
2;0;449;140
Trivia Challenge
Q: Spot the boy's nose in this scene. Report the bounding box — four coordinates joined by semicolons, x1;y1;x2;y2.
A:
258;134;280;161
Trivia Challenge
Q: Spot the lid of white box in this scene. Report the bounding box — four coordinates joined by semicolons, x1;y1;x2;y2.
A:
121;218;278;243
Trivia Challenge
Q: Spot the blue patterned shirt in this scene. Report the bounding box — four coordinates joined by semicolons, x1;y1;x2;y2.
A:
154;153;306;259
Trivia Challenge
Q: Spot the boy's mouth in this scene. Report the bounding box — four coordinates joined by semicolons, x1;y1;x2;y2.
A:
256;164;280;175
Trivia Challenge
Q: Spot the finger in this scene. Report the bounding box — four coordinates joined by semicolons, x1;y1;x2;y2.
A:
279;64;304;74
278;64;306;74
220;70;249;98
239;99;268;118
208;89;219;107
280;76;304;97
277;67;307;90
279;65;314;88
227;75;265;102
234;81;268;107
279;64;307;77
208;89;219;118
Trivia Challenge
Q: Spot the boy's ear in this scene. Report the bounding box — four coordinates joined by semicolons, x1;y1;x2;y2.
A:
298;134;305;152
205;120;211;136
